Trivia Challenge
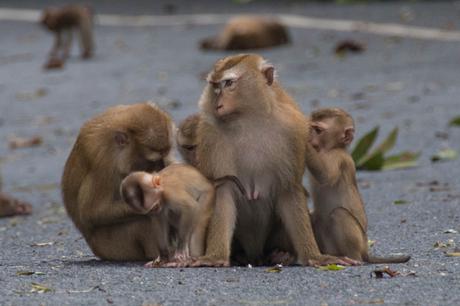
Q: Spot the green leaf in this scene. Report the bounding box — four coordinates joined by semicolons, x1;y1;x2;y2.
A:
393;200;410;205
357;128;398;168
449;116;460;127
382;151;420;171
265;266;282;273
351;126;379;165
356;152;385;171
318;264;345;271
431;148;459;162
373;127;398;155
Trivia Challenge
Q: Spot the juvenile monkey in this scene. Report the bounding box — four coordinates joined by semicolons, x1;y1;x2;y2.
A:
120;165;246;267
200;16;290;51
61;102;176;261
306;108;410;263
41;4;94;60
176;114;201;166
0;192;32;218
191;54;356;267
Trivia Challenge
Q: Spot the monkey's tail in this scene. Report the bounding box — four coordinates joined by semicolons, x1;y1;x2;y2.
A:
214;175;246;196
366;254;411;264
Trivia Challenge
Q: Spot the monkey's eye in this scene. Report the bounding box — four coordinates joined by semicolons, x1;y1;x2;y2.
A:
222;79;235;88
313;126;323;134
183;145;196;151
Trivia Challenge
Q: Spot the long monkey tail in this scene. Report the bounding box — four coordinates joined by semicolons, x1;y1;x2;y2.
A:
366;254;411;264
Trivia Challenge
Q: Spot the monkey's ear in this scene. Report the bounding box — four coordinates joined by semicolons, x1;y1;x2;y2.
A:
262;65;275;86
153;175;161;187
343;127;355;145
114;131;129;147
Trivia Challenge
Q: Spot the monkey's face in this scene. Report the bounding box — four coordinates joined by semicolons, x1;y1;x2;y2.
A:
310;119;340;152
311;118;354;151
121;172;163;214
208;76;240;118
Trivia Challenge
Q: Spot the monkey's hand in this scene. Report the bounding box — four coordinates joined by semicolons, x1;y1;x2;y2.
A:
307;255;361;267
0;194;32;218
190;256;230;267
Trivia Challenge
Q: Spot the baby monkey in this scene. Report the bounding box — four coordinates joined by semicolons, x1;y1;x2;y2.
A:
120;164;246;267
306;108;410;264
40;4;94;64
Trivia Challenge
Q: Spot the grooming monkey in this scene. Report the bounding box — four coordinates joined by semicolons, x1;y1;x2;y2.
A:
120;165;246;267
306;108;410;264
200;16;290;51
61;102;176;261
41;4;94;62
191;54;356;267
176;114;201;166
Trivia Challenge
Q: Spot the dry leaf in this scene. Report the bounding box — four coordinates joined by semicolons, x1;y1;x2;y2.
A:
334;39;366;55
30;282;53;293
9;136;43;149
371;266;399;278
30;241;55;247
444;229;458;234
17;271;45;276
368;240;376;248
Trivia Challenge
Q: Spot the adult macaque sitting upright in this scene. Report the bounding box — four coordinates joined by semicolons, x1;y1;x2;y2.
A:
61;102;176;261
306;108;411;264
200;16;290;51
190;54;356;267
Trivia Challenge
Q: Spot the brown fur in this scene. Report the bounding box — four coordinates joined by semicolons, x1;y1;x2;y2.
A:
61;102;175;261
200;16;290;51
0;192;32;218
176;114;201;166
307;108;410;264
41;4;94;60
192;54;354;267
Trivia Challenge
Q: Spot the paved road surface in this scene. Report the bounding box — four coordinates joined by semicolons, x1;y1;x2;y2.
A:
0;1;459;305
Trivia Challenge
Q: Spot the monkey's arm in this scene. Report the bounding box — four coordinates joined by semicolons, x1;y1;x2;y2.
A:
78;174;142;227
304;144;341;185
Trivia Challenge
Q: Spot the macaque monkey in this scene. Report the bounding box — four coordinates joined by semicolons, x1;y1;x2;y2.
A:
61;102;176;261
200;16;290;51
0;192;32;218
191;54;356;267
40;4;94;60
120;165;246;267
306;108;410;264
176;114;201;166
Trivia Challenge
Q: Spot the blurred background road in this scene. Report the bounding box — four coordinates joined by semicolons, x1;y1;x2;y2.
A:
0;1;459;305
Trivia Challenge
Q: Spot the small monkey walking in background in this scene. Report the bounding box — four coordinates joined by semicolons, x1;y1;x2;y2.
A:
306;108;410;264
121;164;246;267
40;4;94;68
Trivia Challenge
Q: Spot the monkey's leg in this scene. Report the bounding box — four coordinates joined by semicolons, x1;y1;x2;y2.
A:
78;17;94;59
62;30;73;59
276;187;358;266
191;185;235;267
190;189;215;257
328;208;365;261
49;32;62;58
0;192;32;218
88;218;162;261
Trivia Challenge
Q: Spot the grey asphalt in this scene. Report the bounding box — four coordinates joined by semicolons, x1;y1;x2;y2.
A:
1;1;459;305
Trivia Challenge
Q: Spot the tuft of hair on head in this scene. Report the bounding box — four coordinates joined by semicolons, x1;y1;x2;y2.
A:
311;107;355;128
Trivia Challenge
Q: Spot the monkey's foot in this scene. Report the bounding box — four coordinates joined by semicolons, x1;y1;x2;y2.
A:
307;255;361;267
144;257;168;268
0;193;32;218
267;249;295;266
190;257;230;267
43;57;64;70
